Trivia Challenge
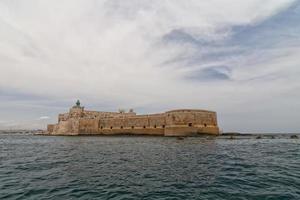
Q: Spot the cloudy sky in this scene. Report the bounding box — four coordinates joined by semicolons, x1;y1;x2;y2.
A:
0;0;299;132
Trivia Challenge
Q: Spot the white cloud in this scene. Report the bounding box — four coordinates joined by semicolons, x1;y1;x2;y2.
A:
0;0;299;132
37;116;50;120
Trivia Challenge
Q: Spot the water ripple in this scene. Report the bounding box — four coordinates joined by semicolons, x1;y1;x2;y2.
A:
0;135;300;199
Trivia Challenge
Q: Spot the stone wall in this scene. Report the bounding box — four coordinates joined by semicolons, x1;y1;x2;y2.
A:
83;110;136;119
164;109;219;136
47;124;55;133
58;113;69;122
165;109;217;125
79;118;99;134
47;106;220;136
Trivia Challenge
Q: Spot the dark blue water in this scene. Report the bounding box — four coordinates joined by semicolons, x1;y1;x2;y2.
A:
1;134;300;200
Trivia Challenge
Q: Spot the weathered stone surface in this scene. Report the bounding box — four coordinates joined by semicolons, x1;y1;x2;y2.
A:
47;105;220;136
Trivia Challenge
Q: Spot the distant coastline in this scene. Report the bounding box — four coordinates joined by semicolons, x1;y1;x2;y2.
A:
0;129;43;135
1;129;298;136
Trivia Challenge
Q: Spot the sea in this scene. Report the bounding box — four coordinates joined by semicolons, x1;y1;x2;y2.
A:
0;134;300;200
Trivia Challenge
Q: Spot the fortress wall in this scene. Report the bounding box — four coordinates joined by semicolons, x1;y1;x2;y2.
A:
148;115;166;127
48;106;219;136
52;121;71;135
47;124;55;133
107;117;124;128
69;107;84;118
76;110;219;136
110;112;136;118
200;126;220;134
78;114;166;135
193;112;217;126
97;114;166;129
137;113;165;117
165;110;217;126
50;119;81;135
84;111;117;118
70;119;80;134
82;111;101;119
125;116;149;128
99;118;119;129
97;127;164;136
79;118;99;134
73;110;167;128
98;117;125;129
58;113;69;122
164;110;219;136
83;110;136;119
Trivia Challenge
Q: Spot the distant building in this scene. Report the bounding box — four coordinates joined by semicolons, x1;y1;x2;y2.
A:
47;101;220;136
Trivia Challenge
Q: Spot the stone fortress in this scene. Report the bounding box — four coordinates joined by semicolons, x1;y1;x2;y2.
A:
47;101;220;136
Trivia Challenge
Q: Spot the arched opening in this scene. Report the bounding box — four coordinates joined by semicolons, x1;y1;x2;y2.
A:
188;123;193;127
204;123;207;127
162;125;165;128
143;126;146;129
100;126;103;129
154;125;157;128
110;126;113;129
131;126;134;129
121;126;123;129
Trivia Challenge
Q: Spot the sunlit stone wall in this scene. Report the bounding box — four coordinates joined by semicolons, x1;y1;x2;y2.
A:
47;107;219;136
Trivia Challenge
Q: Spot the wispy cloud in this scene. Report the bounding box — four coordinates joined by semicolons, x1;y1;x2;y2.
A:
37;116;50;120
0;0;299;132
